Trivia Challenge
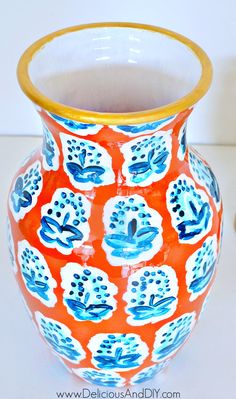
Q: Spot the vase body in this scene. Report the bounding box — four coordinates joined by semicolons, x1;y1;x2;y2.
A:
8;23;222;387
7;107;222;386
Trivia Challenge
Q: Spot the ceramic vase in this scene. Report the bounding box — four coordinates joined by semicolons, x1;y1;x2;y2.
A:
7;23;222;387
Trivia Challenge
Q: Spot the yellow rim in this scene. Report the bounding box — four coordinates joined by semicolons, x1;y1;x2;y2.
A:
17;22;213;125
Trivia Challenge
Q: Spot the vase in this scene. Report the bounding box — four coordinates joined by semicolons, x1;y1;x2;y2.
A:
8;22;222;387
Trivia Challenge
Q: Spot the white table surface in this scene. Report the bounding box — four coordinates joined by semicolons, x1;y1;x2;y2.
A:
0;137;235;399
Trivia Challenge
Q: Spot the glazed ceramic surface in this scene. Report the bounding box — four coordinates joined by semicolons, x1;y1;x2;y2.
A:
8;23;222;387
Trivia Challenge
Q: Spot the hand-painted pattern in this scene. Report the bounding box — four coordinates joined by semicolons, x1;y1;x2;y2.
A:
88;333;149;371
152;312;196;362
38;188;91;255
177;122;187;161
18;240;57;306
123;266;178;325
42;124;59;171
7;217;17;273
73;368;125;387
61;263;117;322
166;174;213;244
121;130;172;187
102;195;163;266
110;115;176;137
49;112;102;135
130;361;169;385
35;312;86;363
188;148;221;211
60;133;115;191
9;161;43;221
186;235;217;301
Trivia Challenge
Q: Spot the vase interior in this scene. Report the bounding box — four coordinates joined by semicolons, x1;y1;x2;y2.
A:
29;27;202;114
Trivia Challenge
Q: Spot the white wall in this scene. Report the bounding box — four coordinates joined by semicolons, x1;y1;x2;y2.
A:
1;0;236;144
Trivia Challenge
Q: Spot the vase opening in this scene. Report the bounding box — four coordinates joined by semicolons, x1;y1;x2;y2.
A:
18;23;212;124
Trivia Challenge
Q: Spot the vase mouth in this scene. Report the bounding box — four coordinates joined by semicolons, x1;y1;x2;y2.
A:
17;22;212;125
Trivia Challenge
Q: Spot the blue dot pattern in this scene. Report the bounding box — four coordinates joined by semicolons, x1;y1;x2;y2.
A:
61;263;117;322
186;234;217;301
152;312;196;362
166;174;213;244
18;240;57;306
123;266;178;325
88;333;149;371
35;312;85;363
60;133;115;190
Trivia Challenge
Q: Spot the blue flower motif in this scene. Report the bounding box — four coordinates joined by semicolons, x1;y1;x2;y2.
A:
124;266;178;326
60;133;115;190
121;133;172;186
39;213;83;249
50;113;95;130
18;240;57;306
167;175;213;244
10;161;43;221
75;369;125;387
42;137;55;168
65;294;113;322
91;379;120;387
45;336;80;361
117;116;174;134
83;372;122;387
103;195;163;266
38;189;91;255
128;148;169;184
180;127;187;155
11;176;32;213
89;333;148;371
36;312;85;363
152;312;196;362
177;201;211;241
207;168;220;204
155;329;190;360
61;263;117;323
189;150;221;210
22;269;50;300
42;127;57;168
189;261;215;293
66;162;105;185
94;347;141;370
128;295;176;321
177;123;187;161
82;374;121;387
186;235;217;301
104;218;158;260
131;363;168;384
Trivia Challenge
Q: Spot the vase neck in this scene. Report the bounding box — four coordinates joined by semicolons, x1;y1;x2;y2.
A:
40;109;190;188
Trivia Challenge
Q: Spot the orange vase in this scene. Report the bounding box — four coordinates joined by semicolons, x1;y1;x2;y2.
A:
7;23;222;387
